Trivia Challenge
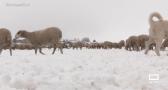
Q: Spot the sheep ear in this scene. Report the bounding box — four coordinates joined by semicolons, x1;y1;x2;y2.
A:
15;31;22;39
17;31;22;35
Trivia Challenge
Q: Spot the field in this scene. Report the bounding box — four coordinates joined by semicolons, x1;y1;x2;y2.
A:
0;48;168;90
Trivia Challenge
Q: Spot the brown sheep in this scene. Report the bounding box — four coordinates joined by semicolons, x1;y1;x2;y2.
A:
15;27;63;55
0;28;12;56
117;40;125;49
88;40;102;49
125;36;139;51
45;41;64;54
111;43;118;49
137;34;149;50
87;42;93;49
87;42;98;49
137;34;156;50
125;35;155;51
83;42;90;49
103;41;113;49
71;41;83;50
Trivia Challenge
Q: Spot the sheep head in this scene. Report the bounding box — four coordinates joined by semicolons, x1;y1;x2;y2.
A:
15;30;27;39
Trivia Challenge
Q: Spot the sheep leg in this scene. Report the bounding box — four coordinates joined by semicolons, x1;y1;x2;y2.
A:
0;49;2;54
136;45;140;51
39;48;45;55
9;48;12;56
52;48;56;54
59;47;63;54
35;48;38;55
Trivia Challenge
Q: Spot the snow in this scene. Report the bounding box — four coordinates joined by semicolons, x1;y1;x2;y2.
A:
0;49;168;90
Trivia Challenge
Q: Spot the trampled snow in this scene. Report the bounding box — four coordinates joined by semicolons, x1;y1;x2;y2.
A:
0;49;168;90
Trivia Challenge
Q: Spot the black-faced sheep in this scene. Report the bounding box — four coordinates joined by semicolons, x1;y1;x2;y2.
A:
15;27;63;55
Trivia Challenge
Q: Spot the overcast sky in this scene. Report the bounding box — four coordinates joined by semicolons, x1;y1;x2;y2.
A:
0;0;168;42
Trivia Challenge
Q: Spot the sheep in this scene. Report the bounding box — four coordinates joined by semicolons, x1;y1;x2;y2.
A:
125;35;155;51
91;42;102;49
46;41;64;53
100;40;124;49
125;36;139;51
86;42;94;49
15;27;63;55
86;42;93;49
117;40;125;49
87;40;102;49
137;34;156;50
97;43;103;49
137;34;149;50
0;28;12;56
62;40;74;49
61;40;70;49
103;41;113;49
71;41;84;50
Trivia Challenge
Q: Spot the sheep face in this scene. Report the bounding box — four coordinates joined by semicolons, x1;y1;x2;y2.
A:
15;30;27;39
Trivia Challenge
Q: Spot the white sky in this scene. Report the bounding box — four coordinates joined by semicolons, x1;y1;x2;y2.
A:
0;0;168;42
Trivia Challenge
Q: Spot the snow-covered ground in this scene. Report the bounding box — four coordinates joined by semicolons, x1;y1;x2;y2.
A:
0;48;168;90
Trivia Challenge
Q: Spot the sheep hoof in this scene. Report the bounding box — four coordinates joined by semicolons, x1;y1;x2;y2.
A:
39;52;45;55
39;49;45;55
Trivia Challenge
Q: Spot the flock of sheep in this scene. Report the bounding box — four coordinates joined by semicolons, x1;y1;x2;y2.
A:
1;27;168;56
0;12;168;56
